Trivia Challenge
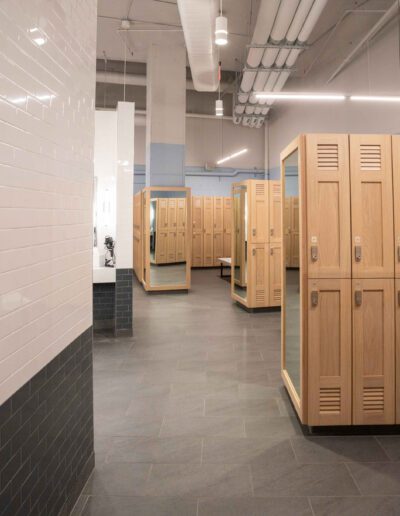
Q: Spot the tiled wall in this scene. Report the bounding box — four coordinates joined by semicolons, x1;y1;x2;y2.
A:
115;269;133;336
0;328;94;515
0;0;96;405
93;284;115;331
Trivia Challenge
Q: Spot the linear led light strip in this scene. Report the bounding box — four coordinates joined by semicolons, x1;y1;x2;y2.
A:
254;92;400;102
217;148;248;165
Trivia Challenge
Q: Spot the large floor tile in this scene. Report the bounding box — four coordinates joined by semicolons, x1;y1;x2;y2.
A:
198;497;313;516
375;436;400;461
310;496;400;516
245;415;304;438
160;415;245;438
205;398;280;417
81;496;197;516
346;462;400;495
94;413;163;437
83;463;150;496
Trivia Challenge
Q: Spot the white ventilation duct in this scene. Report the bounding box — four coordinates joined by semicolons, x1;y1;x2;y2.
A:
177;0;219;91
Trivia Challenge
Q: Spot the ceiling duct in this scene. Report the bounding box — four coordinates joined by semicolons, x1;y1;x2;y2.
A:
177;0;219;91
235;0;328;127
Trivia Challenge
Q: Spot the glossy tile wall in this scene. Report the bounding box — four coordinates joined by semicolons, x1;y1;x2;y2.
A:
0;0;97;405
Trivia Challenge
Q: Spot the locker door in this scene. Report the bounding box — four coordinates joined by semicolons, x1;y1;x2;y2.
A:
167;230;177;263
284;198;291;267
192;196;203;233
350;135;394;278
396;279;400;423
192;233;203;267
203;196;214;266
168;199;177;230
392;136;400;278
306;134;351;278
269;181;282;243
176;230;186;263
249;181;269;244
353;279;395;425
213;232;224;264
248;243;268;307
213;197;224;232
290;197;300;268
223;197;232;257
269;244;281;307
177;198;186;230
308;279;352;426
158;199;169;230
155;231;168;263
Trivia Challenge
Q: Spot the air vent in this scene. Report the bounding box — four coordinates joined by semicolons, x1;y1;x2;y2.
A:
320;387;341;414
256;289;265;303
360;144;381;170
255;183;265;196
317;144;339;170
363;386;384;412
272;183;280;195
273;288;281;302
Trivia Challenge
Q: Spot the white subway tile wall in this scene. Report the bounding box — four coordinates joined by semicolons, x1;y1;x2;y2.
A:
0;0;97;405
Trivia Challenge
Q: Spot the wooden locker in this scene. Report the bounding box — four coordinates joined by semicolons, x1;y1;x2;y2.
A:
284;198;291;267
396;279;400;423
269;244;281;307
192;233;203;267
223;197;232;257
158;199;169;230
168;199;177;229
176;230;186;263
290;197;300;268
248;243;268;307
308;279;352;426
203;196;214;266
177;198;186;230
306;134;351;278
192;196;203;234
155;230;168;263
213;197;224;232
269;181;282;244
249;180;269;244
213;232;224;264
167;230;177;263
392;136;400;278
350;135;394;278
353;278;395;425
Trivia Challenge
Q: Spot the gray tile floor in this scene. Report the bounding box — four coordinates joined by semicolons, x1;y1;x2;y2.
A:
72;269;400;516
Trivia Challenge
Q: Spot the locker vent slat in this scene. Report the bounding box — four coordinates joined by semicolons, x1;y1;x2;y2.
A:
360;144;381;170
317;144;339;170
272;183;280;194
255;184;265;196
319;387;341;414
273;288;281;302
256;289;265;303
363;387;384;413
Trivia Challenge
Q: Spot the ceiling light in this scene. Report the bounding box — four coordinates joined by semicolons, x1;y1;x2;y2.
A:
350;95;400;102
254;93;346;101
215;99;224;117
29;27;47;46
217;148;248;165
215;15;228;46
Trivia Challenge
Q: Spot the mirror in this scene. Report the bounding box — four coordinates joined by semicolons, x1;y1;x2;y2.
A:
149;190;187;288
283;150;300;396
233;185;248;299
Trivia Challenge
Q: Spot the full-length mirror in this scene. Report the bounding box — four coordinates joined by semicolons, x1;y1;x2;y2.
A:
233;185;248;300
146;188;191;290
283;150;300;397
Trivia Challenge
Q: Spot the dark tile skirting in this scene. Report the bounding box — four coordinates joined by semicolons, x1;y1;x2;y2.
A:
93;283;115;331
115;268;133;336
0;327;94;516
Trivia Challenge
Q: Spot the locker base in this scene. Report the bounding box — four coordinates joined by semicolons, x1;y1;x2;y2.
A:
235;303;281;313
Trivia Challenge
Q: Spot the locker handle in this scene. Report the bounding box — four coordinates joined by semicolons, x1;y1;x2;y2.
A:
311;246;318;262
252;249;256;256
398;291;400;306
252;229;256;237
270;228;274;237
355;290;362;307
270;248;274;256
355;245;362;262
397;245;400;262
311;290;318;307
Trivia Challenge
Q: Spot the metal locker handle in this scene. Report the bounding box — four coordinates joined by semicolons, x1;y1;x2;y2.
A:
270;248;274;256
355;246;362;262
270;228;274;236
397;245;400;262
355;290;362;306
311;246;318;262
252;229;256;237
252;249;256;256
311;291;318;307
398;291;400;306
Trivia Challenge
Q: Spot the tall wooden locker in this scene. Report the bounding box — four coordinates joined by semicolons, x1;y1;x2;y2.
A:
269;244;282;307
167;231;176;263
306;134;351;278
396;279;400;423
223;197;232;258
392;136;400;278
176;230;185;262
269;181;282;244
168;199;177;229
352;279;395;425
192;196;203;267
308;279;352;426
248;243;268;307
203;196;214;267
249;180;269;244
213;197;224;265
284;198;291;267
350;135;394;278
158;199;169;230
290;197;300;268
177;199;186;230
156;230;168;263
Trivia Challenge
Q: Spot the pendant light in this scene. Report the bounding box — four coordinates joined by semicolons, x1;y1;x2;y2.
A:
215;0;228;46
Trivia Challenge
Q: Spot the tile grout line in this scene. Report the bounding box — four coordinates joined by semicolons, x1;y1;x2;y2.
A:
307;496;317;516
372;434;392;461
343;462;363;495
200;438;204;464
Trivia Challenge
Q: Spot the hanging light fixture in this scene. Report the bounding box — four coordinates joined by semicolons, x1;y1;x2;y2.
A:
215;61;223;116
215;0;228;46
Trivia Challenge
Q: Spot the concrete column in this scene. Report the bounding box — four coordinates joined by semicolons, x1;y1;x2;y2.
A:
146;43;186;186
